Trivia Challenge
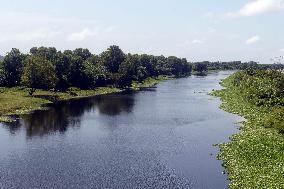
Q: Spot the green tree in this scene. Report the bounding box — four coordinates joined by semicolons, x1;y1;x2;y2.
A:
54;52;71;90
139;54;157;77
83;57;108;88
3;48;25;87
154;56;170;75
29;47;71;90
68;55;86;88
30;47;57;62
179;58;192;76
0;45;195;90
193;62;208;73
118;54;147;86
73;48;92;61
167;56;183;76
100;45;125;73
21;56;58;95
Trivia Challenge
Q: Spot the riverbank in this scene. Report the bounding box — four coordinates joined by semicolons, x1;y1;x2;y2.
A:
0;76;169;123
212;71;284;188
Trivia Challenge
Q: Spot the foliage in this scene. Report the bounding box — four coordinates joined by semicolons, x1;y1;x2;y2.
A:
68;53;86;88
2;48;25;87
193;62;207;73
2;45;281;92
261;107;284;133
30;47;58;62
73;48;92;61
54;51;71;90
229;69;284;106
139;54;158;77
167;57;192;77
212;70;284;188
21;56;58;95
83;56;108;87
194;60;284;71
118;54;148;85
100;45;125;73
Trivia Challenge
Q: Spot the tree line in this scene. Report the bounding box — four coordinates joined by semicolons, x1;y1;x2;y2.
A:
1;46;282;94
193;61;284;71
0;46;192;93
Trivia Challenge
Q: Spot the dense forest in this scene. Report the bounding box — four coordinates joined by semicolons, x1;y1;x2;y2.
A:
0;46;192;94
0;46;283;94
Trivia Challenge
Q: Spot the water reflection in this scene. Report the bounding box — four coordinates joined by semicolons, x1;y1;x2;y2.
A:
194;72;208;76
3;92;135;138
95;93;135;116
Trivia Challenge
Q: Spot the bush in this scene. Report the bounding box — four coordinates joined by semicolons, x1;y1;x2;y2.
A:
230;70;284;106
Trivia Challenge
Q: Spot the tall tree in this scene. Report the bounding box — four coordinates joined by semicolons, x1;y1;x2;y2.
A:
3;48;25;87
193;62;208;73
30;47;58;62
54;52;71;90
21;56;58;95
140;54;157;77
118;54;147;86
83;55;108;88
73;48;92;61
100;45;125;73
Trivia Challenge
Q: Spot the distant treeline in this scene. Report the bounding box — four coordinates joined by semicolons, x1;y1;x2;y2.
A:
0;46;192;93
193;61;284;71
0;46;282;93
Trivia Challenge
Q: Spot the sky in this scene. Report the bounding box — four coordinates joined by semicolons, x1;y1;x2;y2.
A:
0;0;284;63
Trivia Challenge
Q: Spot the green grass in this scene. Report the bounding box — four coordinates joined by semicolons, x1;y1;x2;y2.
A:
0;77;166;123
212;74;284;189
0;86;122;122
131;76;171;90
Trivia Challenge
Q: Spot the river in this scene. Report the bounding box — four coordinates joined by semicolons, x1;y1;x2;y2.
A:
0;71;241;189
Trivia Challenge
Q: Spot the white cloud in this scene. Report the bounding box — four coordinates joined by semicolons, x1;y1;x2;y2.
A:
192;39;204;44
105;26;115;32
67;28;98;42
280;48;284;52
0;28;61;42
246;35;260;45
226;0;284;18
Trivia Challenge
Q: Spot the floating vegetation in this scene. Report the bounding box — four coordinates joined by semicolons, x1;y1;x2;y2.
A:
212;70;284;189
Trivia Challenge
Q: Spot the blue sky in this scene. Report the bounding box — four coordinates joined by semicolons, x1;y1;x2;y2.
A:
0;0;284;63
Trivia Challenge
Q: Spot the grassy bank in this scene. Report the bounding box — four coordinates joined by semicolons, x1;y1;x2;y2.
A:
131;75;172;90
0;76;168;123
0;87;122;122
212;70;284;188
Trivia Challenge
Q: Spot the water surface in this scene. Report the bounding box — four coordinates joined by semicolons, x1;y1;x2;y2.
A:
0;71;241;189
